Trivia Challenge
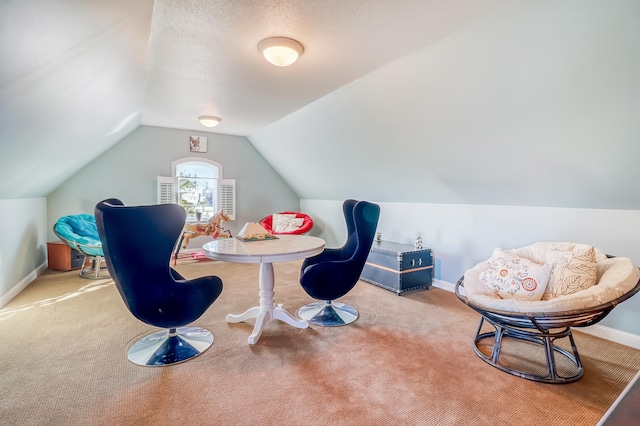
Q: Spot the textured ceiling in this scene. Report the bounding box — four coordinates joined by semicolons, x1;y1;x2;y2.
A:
141;0;508;136
1;0;509;199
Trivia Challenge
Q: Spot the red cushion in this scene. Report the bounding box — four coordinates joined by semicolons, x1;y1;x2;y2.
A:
260;212;313;235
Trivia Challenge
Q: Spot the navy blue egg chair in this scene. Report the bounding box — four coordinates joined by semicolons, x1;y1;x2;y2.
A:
95;198;223;366
297;199;380;326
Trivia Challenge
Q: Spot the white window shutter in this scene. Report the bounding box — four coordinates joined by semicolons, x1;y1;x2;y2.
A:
157;176;177;204
218;179;236;220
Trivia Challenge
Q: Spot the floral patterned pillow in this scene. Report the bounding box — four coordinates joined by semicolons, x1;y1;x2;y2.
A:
541;245;598;300
479;249;551;300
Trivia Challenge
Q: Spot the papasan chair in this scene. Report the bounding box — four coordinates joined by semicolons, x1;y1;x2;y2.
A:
260;211;313;235
53;214;109;279
456;242;640;384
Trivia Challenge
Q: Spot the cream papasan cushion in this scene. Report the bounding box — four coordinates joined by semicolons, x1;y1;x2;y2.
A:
463;242;640;313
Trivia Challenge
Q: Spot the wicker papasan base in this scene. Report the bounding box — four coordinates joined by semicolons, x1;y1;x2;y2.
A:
455;273;640;384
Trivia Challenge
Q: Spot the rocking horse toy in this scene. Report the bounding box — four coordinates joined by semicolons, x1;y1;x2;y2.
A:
173;209;232;263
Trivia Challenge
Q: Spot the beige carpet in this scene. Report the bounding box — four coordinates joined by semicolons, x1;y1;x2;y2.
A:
1;258;639;426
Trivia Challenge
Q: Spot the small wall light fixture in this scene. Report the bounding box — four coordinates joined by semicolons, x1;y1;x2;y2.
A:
198;116;221;128
258;37;304;67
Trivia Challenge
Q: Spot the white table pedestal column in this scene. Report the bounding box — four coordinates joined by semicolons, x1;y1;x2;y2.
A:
226;262;309;344
203;235;325;344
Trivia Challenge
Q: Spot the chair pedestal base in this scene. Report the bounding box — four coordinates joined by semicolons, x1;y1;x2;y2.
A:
297;301;358;326
473;316;583;384
127;326;214;366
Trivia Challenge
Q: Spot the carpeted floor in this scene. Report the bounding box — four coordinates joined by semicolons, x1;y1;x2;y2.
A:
1;258;639;425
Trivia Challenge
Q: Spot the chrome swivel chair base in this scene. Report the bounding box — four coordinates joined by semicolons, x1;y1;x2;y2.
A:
127;326;214;366
297;300;358;326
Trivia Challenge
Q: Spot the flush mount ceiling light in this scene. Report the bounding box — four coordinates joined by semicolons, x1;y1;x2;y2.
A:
198;116;221;128
258;37;304;67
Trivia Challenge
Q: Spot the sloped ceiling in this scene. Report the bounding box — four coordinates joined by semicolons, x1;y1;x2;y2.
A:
250;0;640;209
0;0;154;199
2;0;639;210
0;0;506;199
141;0;507;135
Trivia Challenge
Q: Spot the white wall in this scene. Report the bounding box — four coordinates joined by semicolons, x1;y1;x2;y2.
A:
0;198;48;306
302;199;640;339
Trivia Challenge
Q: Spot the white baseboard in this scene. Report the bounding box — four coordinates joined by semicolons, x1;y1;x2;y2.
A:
0;261;48;309
433;278;457;293
576;324;640;350
432;278;640;350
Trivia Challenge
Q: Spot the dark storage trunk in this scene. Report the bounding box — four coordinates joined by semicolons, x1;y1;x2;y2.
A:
360;240;433;295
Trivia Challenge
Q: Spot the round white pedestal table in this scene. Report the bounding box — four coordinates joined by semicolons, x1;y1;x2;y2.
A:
203;235;325;344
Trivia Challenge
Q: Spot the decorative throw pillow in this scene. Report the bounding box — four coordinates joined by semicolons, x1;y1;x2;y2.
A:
272;213;295;228
479;249;551;300
542;245;598;300
272;213;303;233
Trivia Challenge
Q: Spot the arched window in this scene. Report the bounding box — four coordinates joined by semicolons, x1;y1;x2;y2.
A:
157;158;236;221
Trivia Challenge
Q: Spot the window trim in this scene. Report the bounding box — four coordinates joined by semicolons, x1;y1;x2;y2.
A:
157;157;236;221
171;157;223;178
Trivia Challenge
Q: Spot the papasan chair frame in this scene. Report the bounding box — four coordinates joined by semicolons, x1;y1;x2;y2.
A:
260;211;314;235
455;262;640;384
